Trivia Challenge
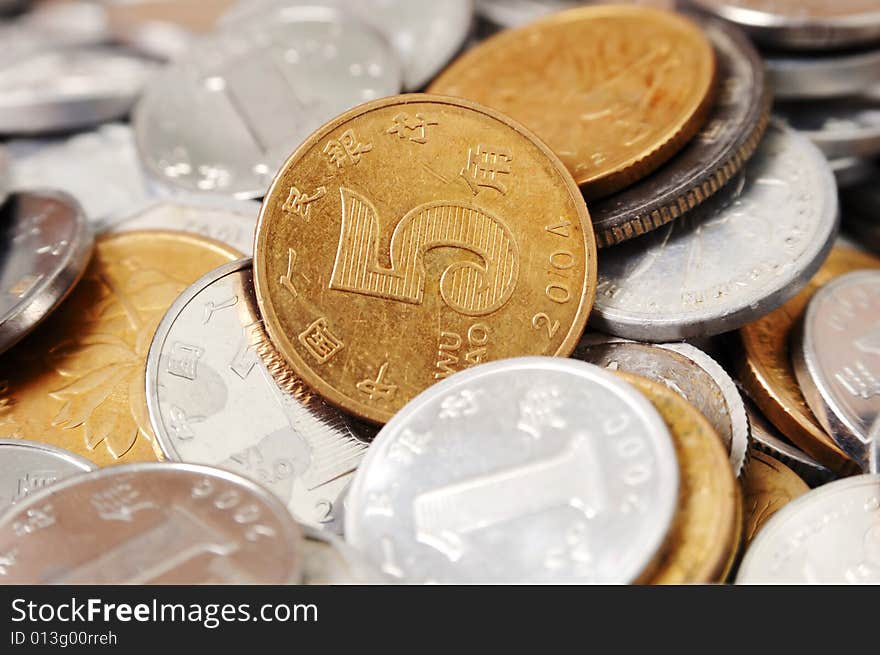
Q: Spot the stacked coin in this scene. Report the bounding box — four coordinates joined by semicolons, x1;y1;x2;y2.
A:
0;0;878;585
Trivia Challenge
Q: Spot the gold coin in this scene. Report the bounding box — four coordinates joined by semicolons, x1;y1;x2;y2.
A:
254;94;597;424
741;449;809;547
428;5;717;199
737;246;880;475
616;372;741;584
0;231;241;467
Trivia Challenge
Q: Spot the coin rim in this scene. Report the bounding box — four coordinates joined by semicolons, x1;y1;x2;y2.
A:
0;437;96;474
253;93;597;425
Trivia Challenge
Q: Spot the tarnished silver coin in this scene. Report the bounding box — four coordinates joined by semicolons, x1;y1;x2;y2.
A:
103;198;259;254
301;525;383;584
0;463;304;584
0;190;93;354
590;15;770;247
832;156;876;189
0;47;155;135
135;5;401;199
744;399;835;486
766;49;880;100
592;122;838;341
345;357;679;584
737;475;880;584
574;337;749;475
776;97;880;159
225;0;473;91
6;124;160;223
0;439;94;511
146;259;374;529
686;0;880;51
794;271;880;473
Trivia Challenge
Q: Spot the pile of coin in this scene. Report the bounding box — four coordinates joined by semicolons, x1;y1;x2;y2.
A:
0;0;878;585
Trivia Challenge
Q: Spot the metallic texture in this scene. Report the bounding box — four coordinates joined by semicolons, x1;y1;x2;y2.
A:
741;449;809;546
776;97;880;159
0;438;94;510
766;48;880;100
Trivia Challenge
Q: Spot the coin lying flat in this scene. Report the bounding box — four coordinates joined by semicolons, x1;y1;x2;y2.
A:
592;122;838;342
737;475;880;584
0;463;304;584
574;337;749;476
104;198;259;254
589;15;770;247
687;0;880;51
0;231;241;467
254;94;596;424
147;259;375;528
345;358;679;583
776;97;880;159
617;372;740;584
766;49;880;100
745;398;834;487
6;124;160;223
0;47;156;135
738;246;880;475
135;5;401;199
429;5;716;199
794;271;880;472
741;449;809;547
0;190;93;355
0;439;94;510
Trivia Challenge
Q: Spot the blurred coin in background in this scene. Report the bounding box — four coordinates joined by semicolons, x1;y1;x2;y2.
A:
776;96;880;160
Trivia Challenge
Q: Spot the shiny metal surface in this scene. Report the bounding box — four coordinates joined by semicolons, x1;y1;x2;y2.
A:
766;49;880;100
794;271;880;472
146;260;374;528
776;97;880;159
574;337;749;476
592;122;839;341
476;0;580;27
135;5;401;199
737;475;880;584
0;439;94;510
103;198;259;254
0;190;93;354
345;357;679;583
0;47;155;135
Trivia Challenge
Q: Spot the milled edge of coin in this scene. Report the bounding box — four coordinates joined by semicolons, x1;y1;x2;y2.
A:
592;16;772;248
428;4;718;198
736;474;880;584
0;437;96;474
793;270;880;465
660;341;750;477
0;461;305;584
0;189;94;355
344;356;679;583
616;371;741;584
253;93;597;425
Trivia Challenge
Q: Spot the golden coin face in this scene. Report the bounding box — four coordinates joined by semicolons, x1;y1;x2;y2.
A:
0;231;241;467
741;449;809;546
254;94;596;424
737;246;880;474
428;6;717;198
616;372;740;584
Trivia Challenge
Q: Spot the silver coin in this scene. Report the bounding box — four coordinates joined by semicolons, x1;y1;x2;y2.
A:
135;5;401;199
0;46;156;135
345;357;679;584
103;198;259;254
6;124;160;223
0;439;94;511
591;122;839;342
574;337;749;476
831;156;876;189
146;259;375;529
744;398;834;486
766;49;880;100
476;0;580;27
686;0;880;51
225;0;473;91
301;524;383;584
19;1;112;48
0;462;304;584
776;97;880;159
737;474;880;584
0;190;93;354
793;271;880;473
